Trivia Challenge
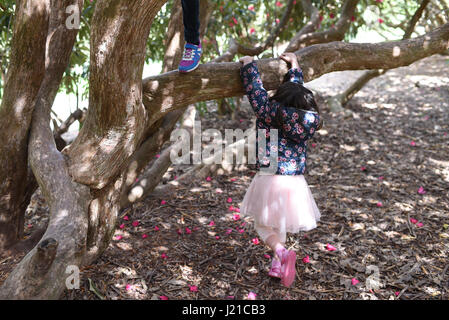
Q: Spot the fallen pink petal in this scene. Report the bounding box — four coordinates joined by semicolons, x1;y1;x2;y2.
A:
161;200;167;205
161;253;167;259
302;256;310;263
206;176;212;181
410;141;416;146
189;285;198;292
252;238;260;245
159;296;169;300
154;226;160;231
417;222;423;227
418;186;426;194
227;197;232;203
209;221;215;226
132;221;139;227
247;292;257;300
226;228;233;235
376;202;383;207
215;236;220;240
239;229;245;233
123;216;129;221
233;214;240;221
326;243;337;251
410;218;418;224
264;254;271;259
185;227;192;234
119;224;125;229
142;234;148;239
351;278;359;285
115;235;123;241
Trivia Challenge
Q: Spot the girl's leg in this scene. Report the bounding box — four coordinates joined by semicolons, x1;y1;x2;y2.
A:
256;224;285;258
256;225;285;278
266;233;286;260
181;0;200;45
256;224;296;287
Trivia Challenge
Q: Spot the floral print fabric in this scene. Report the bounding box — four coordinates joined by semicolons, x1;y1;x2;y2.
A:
240;61;320;175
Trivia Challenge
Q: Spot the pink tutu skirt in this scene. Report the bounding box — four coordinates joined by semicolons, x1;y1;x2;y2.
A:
241;173;320;241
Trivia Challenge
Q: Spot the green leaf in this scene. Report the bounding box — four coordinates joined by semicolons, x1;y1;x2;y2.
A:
88;278;105;300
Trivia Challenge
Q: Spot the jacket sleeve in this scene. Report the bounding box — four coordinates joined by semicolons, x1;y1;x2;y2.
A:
281;109;320;143
240;61;272;124
286;67;304;85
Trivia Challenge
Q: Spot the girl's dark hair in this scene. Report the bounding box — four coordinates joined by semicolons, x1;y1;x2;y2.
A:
270;73;323;130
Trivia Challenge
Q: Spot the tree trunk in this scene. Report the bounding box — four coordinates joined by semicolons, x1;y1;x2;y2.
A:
0;0;87;299
0;0;50;251
120;0;213;209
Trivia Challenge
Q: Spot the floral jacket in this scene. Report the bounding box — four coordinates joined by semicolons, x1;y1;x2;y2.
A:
240;61;320;175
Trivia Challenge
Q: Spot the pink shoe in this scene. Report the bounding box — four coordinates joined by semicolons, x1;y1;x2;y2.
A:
268;258;281;278
280;249;297;287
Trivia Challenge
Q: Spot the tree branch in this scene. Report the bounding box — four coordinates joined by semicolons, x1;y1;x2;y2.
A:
329;0;432;111
235;0;296;56
142;23;449;124
285;0;359;52
403;0;431;39
212;0;296;62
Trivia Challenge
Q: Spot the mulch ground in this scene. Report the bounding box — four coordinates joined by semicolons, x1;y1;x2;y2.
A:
1;55;448;300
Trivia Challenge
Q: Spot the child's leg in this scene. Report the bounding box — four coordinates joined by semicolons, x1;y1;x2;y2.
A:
256;224;296;287
181;0;200;45
266;234;285;260
179;0;202;73
255;225;285;260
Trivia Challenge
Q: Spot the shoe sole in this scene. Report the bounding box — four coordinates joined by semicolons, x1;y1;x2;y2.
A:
281;251;296;287
178;60;201;73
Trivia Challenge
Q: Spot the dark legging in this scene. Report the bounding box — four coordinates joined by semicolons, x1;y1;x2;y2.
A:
181;0;200;45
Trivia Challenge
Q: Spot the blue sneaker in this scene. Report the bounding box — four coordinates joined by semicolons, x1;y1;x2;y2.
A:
179;42;202;73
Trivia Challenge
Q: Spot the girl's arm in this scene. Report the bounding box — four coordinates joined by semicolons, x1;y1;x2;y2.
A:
239;57;271;120
280;52;304;85
282;110;320;143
